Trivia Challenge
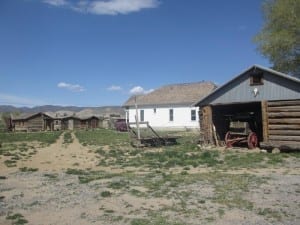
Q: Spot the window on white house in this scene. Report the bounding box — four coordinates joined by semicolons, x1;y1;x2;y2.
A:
153;108;156;113
169;109;174;121
191;110;196;121
140;110;144;122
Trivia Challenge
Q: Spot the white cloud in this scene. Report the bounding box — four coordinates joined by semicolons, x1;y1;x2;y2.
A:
42;0;160;15
107;85;122;91
43;0;68;6
0;93;47;107
129;86;154;95
87;0;160;15
57;82;85;92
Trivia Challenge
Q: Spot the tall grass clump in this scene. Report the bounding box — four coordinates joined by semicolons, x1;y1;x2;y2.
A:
65;168;121;183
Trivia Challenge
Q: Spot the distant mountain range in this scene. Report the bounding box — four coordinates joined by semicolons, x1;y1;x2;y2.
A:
0;105;125;116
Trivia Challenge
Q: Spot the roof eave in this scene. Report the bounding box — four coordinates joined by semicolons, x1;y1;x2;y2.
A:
125;102;198;108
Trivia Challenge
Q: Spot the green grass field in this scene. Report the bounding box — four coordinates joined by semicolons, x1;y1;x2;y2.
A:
0;131;62;144
0;131;62;167
75;129;129;146
1;129;299;225
73;129;297;170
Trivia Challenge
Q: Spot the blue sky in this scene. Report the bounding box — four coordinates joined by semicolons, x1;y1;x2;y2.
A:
0;0;270;107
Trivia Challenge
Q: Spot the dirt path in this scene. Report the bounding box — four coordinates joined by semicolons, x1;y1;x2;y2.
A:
17;132;98;172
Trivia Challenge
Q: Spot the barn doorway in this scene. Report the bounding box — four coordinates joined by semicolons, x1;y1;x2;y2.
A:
211;102;263;145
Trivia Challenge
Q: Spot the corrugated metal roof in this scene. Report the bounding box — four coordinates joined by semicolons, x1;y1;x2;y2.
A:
195;65;300;106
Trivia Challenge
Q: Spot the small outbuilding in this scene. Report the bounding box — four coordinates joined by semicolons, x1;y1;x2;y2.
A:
195;65;300;150
74;115;100;130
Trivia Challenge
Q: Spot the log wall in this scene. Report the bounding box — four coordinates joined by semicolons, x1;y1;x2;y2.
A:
90;118;98;129
261;99;300;150
27;115;44;131
73;119;82;130
14;121;27;132
14;115;44;132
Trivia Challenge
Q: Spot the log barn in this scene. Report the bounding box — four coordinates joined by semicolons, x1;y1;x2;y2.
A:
195;65;300;151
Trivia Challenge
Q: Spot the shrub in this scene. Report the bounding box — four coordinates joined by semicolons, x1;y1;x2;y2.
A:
101;191;112;197
19;167;38;172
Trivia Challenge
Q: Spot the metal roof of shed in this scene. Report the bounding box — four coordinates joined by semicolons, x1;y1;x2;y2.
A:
194;65;300;106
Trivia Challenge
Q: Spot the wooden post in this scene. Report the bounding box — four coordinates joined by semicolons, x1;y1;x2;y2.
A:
261;101;269;142
199;106;213;145
42;114;45;131
135;96;140;140
212;124;219;146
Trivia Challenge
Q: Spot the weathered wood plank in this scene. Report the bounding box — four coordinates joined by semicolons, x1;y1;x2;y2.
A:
268;106;300;112
268;118;300;124
269;124;300;130
269;135;300;142
260;141;300;150
268;112;300;118
269;130;300;136
267;100;300;107
200;106;213;145
261;101;269;142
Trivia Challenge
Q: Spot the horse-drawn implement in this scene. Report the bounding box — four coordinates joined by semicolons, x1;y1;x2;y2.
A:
224;113;258;149
127;122;178;147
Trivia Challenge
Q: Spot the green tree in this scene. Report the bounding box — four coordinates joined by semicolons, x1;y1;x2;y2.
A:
254;0;300;77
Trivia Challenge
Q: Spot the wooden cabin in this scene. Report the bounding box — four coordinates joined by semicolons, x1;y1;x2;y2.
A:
84;116;99;129
195;65;300;151
12;112;52;132
11;112;101;132
66;116;99;130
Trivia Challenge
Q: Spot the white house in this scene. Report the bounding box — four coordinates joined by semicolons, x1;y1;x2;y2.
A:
123;81;216;130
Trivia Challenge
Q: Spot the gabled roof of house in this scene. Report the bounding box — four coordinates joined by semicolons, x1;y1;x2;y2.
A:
11;111;102;121
44;111;74;119
194;64;300;106
76;115;101;120
123;81;217;108
11;112;45;120
44;111;102;120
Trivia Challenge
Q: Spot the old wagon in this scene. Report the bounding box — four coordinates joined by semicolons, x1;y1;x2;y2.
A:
224;113;258;149
127;122;179;147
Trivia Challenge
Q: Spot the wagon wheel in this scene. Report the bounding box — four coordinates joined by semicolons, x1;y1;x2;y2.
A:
247;132;258;149
225;131;232;148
